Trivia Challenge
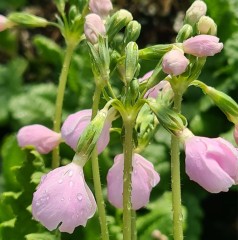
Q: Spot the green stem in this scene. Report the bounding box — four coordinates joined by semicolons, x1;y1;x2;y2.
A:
91;86;110;240
123;117;134;240
52;42;76;169
131;210;137;240
171;92;183;240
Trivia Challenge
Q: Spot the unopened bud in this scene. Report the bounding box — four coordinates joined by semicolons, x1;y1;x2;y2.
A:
185;0;207;25
162;49;189;76
89;0;113;19
123;20;141;45
125;42;139;84
8;12;48;27
149;101;187;134
197;16;217;35
176;24;193;42
84;13;106;44
106;9;133;40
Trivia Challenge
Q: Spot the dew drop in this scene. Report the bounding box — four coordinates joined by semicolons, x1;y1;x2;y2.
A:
68;170;73;177
61;197;65;201
58;179;63;184
77;193;83;201
69;181;74;187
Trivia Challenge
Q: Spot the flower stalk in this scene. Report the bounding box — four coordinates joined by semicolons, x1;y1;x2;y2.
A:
91;85;110;240
122;115;134;240
52;42;76;169
171;92;183;240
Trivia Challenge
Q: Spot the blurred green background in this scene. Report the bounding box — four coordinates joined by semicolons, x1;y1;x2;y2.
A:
0;0;237;239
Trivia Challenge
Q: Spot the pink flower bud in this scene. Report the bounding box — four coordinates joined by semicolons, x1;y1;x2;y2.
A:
61;109;111;154
144;80;172;99
183;35;223;57
84;13;106;44
107;153;160;210
138;70;153;83
184;132;238;193
32;162;96;233
17;124;61;154
162;49;189;76
89;0;113;19
0;15;9;32
234;125;238;145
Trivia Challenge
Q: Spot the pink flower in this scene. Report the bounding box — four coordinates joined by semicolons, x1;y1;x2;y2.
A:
185;135;238;193
61;109;111;154
89;0;113;19
32;162;97;233
84;13;106;44
17;124;61;154
162;49;189;76
107;153;160;210
0;15;8;32
138;70;153;83
234;125;238;145
144;80;172;99
183;35;223;57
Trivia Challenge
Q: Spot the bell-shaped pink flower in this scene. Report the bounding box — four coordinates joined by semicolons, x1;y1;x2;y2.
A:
84;13;106;44
17;124;61;154
162;49;189;76
61;109;111;154
0;15;8;32
32;161;97;233
184;132;238;193
234;125;238;145
89;0;113;19
183;35;223;57
107;153;160;210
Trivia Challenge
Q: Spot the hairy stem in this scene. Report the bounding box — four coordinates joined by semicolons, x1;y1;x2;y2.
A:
123;117;134;240
171;92;183;240
52;43;76;169
91;86;110;240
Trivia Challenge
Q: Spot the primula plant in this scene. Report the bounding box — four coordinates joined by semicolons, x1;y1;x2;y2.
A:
0;0;238;239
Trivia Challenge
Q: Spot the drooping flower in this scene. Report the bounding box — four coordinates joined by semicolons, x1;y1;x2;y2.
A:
17;124;61;154
32;161;97;233
162;49;189;76
183;129;238;193
61;109;111;154
89;0;113;19
183;35;223;57
84;13;106;44
107;153;160;210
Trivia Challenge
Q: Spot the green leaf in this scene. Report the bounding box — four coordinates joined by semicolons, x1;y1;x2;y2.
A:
1;135;25;191
33;35;63;67
9;83;57;126
0;58;27;125
25;232;59;240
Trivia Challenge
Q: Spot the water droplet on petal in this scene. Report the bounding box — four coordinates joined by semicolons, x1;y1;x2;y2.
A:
68;170;73;177
61;197;65;201
58;179;63;184
77;193;83;201
69;181;74;187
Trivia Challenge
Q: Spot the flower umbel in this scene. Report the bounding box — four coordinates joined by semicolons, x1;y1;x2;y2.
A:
107;153;160;210
183;129;238;193
17;124;61;154
32;161;97;233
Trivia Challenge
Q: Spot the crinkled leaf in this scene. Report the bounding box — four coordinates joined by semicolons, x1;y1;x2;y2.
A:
9;83;57;126
0;58;27;125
